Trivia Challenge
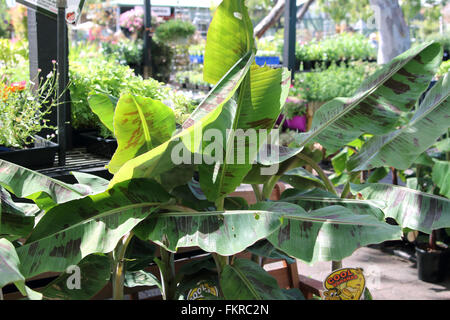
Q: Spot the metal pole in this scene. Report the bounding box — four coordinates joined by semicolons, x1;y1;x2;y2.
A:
283;0;297;82
143;0;153;79
57;0;68;166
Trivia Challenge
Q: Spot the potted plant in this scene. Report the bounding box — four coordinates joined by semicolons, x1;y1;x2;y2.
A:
402;146;450;283
283;97;307;131
154;19;196;45
69;47;194;158
0;68;60;169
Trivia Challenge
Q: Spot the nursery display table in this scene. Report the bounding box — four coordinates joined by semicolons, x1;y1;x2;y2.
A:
37;148;112;182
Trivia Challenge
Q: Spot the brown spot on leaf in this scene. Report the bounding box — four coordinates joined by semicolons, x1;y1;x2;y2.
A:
49;238;82;258
278;222;291;244
384;78;411;95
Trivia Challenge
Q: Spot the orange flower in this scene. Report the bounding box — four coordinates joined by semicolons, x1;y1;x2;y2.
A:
9;81;27;92
1;81;26;100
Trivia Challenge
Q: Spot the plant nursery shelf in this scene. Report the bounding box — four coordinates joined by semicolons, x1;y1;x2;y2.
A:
37;148;112;182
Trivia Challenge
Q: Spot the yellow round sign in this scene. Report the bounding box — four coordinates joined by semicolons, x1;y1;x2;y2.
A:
187;281;219;300
323;268;366;300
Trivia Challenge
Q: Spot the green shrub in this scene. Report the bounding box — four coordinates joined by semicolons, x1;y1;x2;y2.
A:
69;44;195;137
99;38;173;83
292;61;379;102
283;97;307;119
155;19;196;43
295;33;377;63
101;39;144;65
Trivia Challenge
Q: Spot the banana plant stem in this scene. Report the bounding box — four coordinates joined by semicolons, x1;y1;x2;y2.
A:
296;153;338;196
112;232;134;300
252;184;263;202
332;261;342;271
158;247;176;300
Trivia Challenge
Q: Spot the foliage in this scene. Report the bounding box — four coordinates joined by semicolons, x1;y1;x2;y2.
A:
0;66;59;148
296;32;377;63
99;37;174;82
0;0;450;302
257;35;283;57
0;39;29;83
175;67;210;88
69;44;193;137
155;19;196;43
0;1;11;38
101;38;144;66
437;60;450;79
292;61;379;102
316;0;372;24
425;32;450;53
283;96;307;119
188;43;205;56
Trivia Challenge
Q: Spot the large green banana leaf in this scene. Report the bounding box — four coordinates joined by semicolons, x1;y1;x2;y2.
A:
220;258;292;300
347;73;450;171
280;168;326;191
435;138;450;152
1;186;37;239
0;238;42;299
432;160;450;198
0;160;91;210
134;209;283;256
107;94;176;174
291;42;442;154
71;171;110;194
260;202;402;264
281;189;386;221
351;183;450;233
41;254;111;300
87;93;119;133
135;201;400;263
109;51;254;187
204;0;255;84
14;179;169;279
199;64;291;202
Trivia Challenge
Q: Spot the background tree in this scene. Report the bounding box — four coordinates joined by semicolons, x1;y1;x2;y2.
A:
316;0;373;27
370;0;411;64
253;0;315;38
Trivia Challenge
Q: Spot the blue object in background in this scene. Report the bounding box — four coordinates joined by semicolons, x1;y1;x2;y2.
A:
189;55;281;66
189;55;204;64
255;56;280;66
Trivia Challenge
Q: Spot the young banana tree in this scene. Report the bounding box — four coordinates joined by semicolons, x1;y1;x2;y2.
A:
1;0;449;300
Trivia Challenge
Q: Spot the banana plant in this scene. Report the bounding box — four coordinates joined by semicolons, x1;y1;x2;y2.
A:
1;0;450;301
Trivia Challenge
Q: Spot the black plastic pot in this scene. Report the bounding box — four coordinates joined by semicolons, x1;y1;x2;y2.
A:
415;244;450;283
78;132;117;159
0;136;58;169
